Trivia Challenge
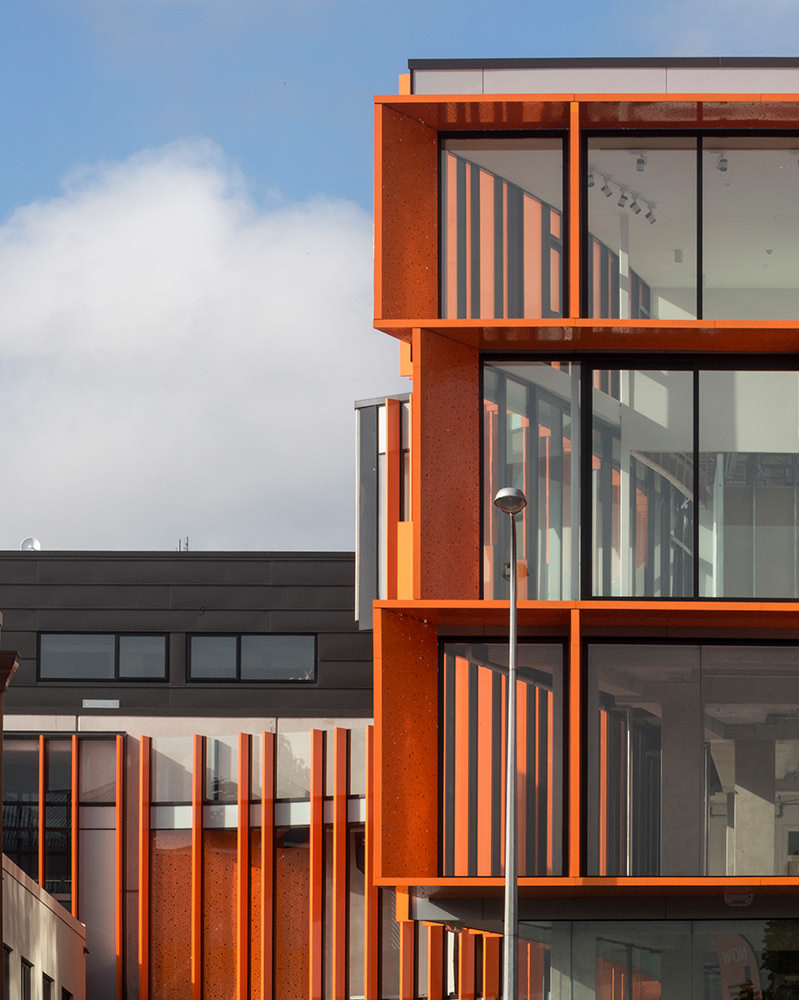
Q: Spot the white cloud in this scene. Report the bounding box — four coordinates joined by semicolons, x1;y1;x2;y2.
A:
0;139;407;551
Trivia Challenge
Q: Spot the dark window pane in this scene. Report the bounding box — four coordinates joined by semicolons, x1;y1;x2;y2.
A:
3;739;39;881
40;634;115;680
189;636;236;680
119;634;166;678
240;635;315;681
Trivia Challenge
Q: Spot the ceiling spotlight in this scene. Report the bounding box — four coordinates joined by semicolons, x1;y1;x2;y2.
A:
630;199;642;214
717;153;728;173
618;190;629;208
644;204;656;224
600;178;612;197
587;172;595;188
636;154;647;172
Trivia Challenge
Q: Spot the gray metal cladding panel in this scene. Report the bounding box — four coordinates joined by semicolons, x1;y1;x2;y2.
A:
0;632;38;659
0;560;40;584
316;661;373;689
0;585;171;611
316;633;373;661
267;611;360;633
267;558;355;587
162;686;372;717
167;585;355;612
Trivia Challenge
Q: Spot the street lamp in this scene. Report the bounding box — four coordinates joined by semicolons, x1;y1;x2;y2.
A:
493;487;527;1000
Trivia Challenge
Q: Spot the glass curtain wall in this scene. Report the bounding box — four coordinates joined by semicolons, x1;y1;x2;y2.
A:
519;920;799;1000
586;137;697;320
587;643;799;877
698;370;799;598
484;362;799;599
703;137;799;320
483;361;579;600
441;137;564;319
440;642;563;877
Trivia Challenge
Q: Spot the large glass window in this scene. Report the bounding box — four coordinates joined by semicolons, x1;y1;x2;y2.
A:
440;642;563;877
189;634;316;681
40;633;166;680
484;360;799;600
588;643;799;877
698;371;799;598
483;361;579;600
441;137;564;319
518;920;799;1000
703;137;799;320
593;369;694;597
587;137;697;320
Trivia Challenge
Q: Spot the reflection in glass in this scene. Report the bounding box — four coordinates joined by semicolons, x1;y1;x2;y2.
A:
483;361;579;599
441;642;563;877
189;635;236;680
441;138;563;319
45;740;72;906
40;634;115;680
79;740;116;803
205;736;237;803
586;138;697;320
588;643;799;877
240;635;315;681
593;370;694;597
152;737;193;803
3;739;39;881
119;635;166;678
704;138;799;319
699;370;799;598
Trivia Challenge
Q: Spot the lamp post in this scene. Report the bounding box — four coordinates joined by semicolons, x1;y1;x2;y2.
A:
493;487;527;1000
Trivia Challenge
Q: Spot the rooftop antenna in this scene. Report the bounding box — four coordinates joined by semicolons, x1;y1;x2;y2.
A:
177;536;190;552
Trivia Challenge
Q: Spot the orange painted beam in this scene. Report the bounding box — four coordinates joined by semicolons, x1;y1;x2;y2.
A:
71;734;79;919
364;726;379;1000
309;729;324;1000
568;101;580;318
332;729;348;1000
191;735;203;1000
569;608;581;878
38;734;45;888
237;734;251;1000
138;736;151;1000
261;732;275;1000
115;735;124;1000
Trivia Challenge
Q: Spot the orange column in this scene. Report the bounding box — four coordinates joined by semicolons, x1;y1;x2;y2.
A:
332;729;348;1000
569;607;582;876
71;734;79;919
115;735;124;1000
237;733;251;1000
458;930;475;1000
191;735;203;1000
397;888;414;1000
261;732;275;1000
38;734;45;888
138;735;151;1000
364;725;379;1000
309;729;325;1000
482;934;501;1000
427;924;444;1000
568;100;581;318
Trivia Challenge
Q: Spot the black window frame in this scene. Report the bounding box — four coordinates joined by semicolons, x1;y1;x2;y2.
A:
37;632;169;682
481;351;799;602
187;633;317;683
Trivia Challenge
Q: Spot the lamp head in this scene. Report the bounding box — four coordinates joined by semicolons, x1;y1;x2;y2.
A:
493;487;527;516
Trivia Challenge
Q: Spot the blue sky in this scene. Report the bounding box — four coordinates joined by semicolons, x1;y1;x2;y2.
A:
0;1;793;550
